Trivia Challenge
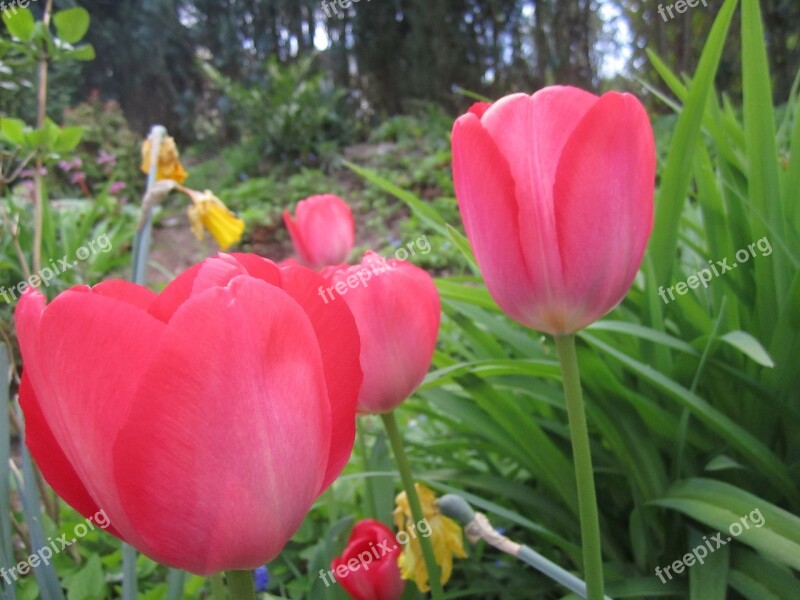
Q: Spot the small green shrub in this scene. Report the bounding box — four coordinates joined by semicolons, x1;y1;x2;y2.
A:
202;56;356;170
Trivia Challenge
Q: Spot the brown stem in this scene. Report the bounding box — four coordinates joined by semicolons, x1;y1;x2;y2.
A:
36;466;59;526
0;325;17;378
0;151;37;185
32;0;54;275
7;405;22;437
2;213;32;280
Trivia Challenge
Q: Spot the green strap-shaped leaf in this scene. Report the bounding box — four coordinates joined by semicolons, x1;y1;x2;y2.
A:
580;332;796;500
654;478;800;572
647;0;739;286
344;160;449;235
719;331;775;368
741;0;786;334
0;345;16;600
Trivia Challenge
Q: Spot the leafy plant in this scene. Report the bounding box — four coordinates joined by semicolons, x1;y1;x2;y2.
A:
202;55;355;169
61;94;141;197
342;2;800;598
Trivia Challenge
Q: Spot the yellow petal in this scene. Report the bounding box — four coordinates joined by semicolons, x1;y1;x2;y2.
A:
141;136;189;184
187;204;206;242
188;191;245;250
393;483;467;592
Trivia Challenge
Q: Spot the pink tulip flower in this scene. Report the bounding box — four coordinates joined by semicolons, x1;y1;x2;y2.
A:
15;254;362;575
283;194;355;269
322;252;440;413
451;86;656;335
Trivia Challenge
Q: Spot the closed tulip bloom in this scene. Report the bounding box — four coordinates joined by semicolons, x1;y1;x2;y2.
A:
284;194;355;268
322;252;440;413
331;520;405;600
452;86;656;335
15;254;362;575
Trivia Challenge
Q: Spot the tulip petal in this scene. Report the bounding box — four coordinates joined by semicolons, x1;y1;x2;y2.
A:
329;257;439;413
112;276;331;574
190;253;247;291
15;288;166;551
468;101;491;118
554;92;656;332
93;280;157;310
451;113;538;325
292;195;355;267
481;88;597;304
148;254;272;323
19;373;121;537
229;253;282;285
283;210;312;265
277;265;361;491
148;262;203;323
333;520;404;600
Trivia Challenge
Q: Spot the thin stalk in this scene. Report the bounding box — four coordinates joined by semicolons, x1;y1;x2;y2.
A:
554;334;604;600
209;574;227;600
121;542;138;600
675;298;727;480
438;494;612;600
2;213;32;280
357;426;378;519
32;0;54;275
34;464;58;526
224;570;256;600
380;411;445;600
166;569;187;600
2;150;36;184
132;126;167;285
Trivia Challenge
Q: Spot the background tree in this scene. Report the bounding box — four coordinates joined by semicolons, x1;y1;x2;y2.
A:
5;0;794;140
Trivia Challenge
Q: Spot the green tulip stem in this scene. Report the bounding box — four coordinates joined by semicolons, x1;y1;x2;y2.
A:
357;426;379;518
554;334;605;600
224;570;256;600
381;411;445;600
209;573;227;600
121;543;138;600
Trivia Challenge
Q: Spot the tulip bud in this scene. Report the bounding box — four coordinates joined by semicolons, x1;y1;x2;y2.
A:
322;252;440;413
283;194;355;269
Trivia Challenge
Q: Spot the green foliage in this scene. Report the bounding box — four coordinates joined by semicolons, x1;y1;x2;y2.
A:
337;2;800;598
0;2;97;189
1;7;93;62
0;117;83;154
326;2;800;600
52;8;90;46
202;55;355;169
1;2;799;599
209;168;344;230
